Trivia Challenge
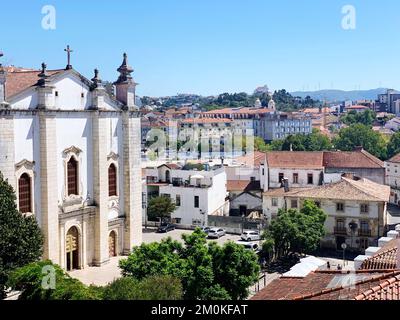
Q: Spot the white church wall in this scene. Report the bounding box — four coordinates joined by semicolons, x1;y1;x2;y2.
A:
56;116;92;202
10;91;38;109
13;115;34;163
53;76;91;110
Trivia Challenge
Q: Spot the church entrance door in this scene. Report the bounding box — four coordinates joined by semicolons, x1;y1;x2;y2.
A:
109;231;116;257
66;226;79;271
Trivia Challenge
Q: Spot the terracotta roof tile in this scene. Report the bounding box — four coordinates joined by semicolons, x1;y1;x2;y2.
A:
361;239;400;270
5;68;64;99
389;153;400;163
252;270;400;300
266;151;324;169
227;180;261;192
180;118;232;124
233;151;265;167
284;177;390;202
323;150;384;169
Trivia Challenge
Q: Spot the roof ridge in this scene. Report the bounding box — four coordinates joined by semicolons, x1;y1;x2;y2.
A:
293;271;400;301
360;149;384;167
342;177;386;201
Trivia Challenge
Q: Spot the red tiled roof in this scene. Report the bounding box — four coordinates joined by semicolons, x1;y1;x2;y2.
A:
361;239;400;270
233;151;265;167
354;274;400;300
5;67;64;99
323;150;384;169
345;105;369;110
251;270;400;300
227;180;261;192
204;107;274;115
265;151;324;169
389;153;400;163
180;118;232;124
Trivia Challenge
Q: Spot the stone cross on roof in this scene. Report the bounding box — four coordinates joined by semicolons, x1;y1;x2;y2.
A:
64;45;73;70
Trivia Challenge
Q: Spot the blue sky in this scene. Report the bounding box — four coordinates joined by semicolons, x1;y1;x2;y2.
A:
1;0;400;96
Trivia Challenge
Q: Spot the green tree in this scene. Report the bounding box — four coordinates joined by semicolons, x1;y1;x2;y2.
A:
209;241;260;300
268;129;332;152
263;200;327;260
342;109;376;126
333;124;387;159
119;229;260;300
8;260;101;300
254;136;268;152
102;275;183;300
147;196;176;223
387;131;400;159
0;173;43;299
304;129;333;151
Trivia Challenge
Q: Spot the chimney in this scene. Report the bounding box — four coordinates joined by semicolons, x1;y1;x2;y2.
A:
114;53;138;110
282;177;290;192
354;146;363;152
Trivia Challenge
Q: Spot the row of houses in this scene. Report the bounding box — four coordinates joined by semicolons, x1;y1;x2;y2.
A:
142;147;400;253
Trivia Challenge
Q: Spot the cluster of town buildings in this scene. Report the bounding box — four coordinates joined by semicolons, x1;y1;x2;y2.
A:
1;49;400;303
143;147;400;253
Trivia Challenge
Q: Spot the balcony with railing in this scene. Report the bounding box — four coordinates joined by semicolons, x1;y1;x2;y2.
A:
358;229;372;237
334;227;347;235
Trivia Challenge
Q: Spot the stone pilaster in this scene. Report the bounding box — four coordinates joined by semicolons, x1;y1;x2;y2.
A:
92;112;109;266
0;67;6;104
39;112;60;263
0;113;16;191
122;112;142;254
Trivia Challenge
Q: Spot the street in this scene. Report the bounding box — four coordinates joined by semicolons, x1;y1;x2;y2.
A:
142;227;242;245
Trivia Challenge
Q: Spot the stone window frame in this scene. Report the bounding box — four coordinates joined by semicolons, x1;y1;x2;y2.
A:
107;152;119;201
62;146;83;206
15;159;35;217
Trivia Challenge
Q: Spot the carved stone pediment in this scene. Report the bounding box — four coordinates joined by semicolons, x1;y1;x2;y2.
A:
107;152;119;161
63;146;82;156
15;159;35;170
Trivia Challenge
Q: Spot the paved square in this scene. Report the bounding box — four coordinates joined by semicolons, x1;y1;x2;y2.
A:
70;228;243;286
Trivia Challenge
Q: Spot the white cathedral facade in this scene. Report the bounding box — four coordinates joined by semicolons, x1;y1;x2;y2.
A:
0;51;142;270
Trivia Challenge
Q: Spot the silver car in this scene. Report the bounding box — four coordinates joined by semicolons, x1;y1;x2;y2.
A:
241;230;261;242
207;228;226;239
236;241;260;253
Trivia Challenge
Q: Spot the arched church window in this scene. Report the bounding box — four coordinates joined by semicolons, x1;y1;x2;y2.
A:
18;173;32;213
108;164;117;197
67;157;78;196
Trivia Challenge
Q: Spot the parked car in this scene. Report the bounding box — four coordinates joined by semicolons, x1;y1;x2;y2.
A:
241;230;261;242
200;226;211;234
207;228;226;239
157;223;175;233
236;241;260;253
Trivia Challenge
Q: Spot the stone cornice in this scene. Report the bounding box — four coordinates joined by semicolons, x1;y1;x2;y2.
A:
15;159;35;170
63;146;82;156
107;151;119;161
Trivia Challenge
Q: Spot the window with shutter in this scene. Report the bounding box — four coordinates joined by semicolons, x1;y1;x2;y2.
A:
108;164;117;197
67;157;78;196
18;173;32;213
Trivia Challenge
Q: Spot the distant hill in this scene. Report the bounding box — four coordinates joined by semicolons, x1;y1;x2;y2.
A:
290;88;389;102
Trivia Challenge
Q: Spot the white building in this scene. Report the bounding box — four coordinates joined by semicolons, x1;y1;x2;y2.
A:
144;163;228;226
386;153;400;205
260;149;386;192
0;52;142;271
263;177;390;251
225;152;264;216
